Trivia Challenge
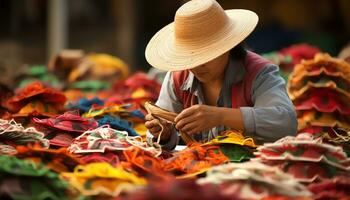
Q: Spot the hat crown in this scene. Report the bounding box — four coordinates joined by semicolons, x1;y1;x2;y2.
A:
174;0;230;43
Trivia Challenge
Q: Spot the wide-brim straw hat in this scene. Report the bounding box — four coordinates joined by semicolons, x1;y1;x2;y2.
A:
145;0;258;71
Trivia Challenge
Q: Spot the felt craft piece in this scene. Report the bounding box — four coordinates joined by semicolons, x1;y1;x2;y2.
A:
289;75;350;95
66;97;104;113
33;112;98;134
289;79;350;101
15;145;81;173
115;179;239;200
278;44;320;71
297;110;350;130
254;133;350;183
290;53;350;82
83;103;145;123
67;53;129;83
61;162;146;197
218;144;254;162
197;162;311;199
289;67;350;89
11;100;60;117
261;160;349;183
293;88;350;114
69;80;110;91
0;119;49;153
5;81;66;113
202;130;257;148
68;126;161;156
68;126;133;153
111;72;161;104
307;176;350;199
0;143;17;155
77;152;120;167
163;144;229;176
0;155;69;200
121;147;170;179
97;115;139;136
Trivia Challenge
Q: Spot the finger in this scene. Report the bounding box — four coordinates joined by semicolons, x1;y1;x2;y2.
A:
180;122;198;135
145;119;160;129
175;115;196;130
174;106;197;123
145;114;155;121
149;126;162;133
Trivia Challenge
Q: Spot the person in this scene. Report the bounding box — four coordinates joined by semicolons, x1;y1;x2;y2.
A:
144;0;297;150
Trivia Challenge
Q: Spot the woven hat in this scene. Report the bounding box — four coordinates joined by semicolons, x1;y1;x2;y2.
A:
145;0;258;71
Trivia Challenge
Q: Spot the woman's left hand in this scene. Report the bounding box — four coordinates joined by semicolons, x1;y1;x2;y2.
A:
174;104;221;135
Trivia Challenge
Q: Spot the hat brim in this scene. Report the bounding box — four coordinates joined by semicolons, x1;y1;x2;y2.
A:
145;9;258;71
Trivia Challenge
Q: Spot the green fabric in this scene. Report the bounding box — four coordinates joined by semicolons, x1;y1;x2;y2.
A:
219;144;254;162
28;65;47;76
70;80;110;92
0;155;69;200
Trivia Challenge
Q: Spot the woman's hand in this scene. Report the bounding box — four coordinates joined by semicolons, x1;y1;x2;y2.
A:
145;114;172;142
174;105;221;135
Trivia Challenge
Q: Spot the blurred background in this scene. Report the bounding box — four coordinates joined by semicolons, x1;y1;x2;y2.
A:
0;0;349;76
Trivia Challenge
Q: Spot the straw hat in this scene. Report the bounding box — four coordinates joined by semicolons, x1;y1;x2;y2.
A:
145;0;258;71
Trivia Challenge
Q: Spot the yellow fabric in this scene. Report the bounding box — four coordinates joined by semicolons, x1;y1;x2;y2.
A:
62;162;146;196
288;80;350;100
89;54;129;79
202;131;257;148
298;110;350;130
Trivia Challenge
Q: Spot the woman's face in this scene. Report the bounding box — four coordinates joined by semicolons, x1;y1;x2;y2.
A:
190;52;229;83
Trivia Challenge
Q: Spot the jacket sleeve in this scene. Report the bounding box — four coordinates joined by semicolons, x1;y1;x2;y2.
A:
239;64;297;143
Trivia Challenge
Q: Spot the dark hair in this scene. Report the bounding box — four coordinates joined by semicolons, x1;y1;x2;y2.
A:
230;43;247;61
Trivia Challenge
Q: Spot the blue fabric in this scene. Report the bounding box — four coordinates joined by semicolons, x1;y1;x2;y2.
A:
67;97;104;113
129;110;145;120
98;115;138;136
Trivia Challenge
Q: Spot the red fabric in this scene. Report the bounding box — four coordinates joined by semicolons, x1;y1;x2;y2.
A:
5;81;66;112
33;112;98;134
279;44;320;71
173;51;271;109
294;89;350;114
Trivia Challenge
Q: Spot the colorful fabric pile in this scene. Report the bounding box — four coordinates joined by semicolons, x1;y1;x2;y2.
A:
307;176;350;199
3;81;67;120
0;119;49;155
263;43;320;81
115;179;240;200
15;145;81;173
16;65;61;89
33;112;98;147
68;126;160;155
0;155;70;200
254;133;350;184
61;162;146;197
288;53;350;134
197;162;312;199
202;130;257;162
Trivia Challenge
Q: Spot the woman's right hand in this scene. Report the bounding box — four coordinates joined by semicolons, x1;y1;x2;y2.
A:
145;114;172;142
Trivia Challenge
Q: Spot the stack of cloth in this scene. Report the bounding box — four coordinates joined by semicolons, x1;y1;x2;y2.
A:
32;112;98;147
263;43;320;81
61;162;146;198
196;161;311;200
0;155;70;200
3;81;67;121
0;119;49;155
288;53;350;134
254;133;350;185
68;126;161;167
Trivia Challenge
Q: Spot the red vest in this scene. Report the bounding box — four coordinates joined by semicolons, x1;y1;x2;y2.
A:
172;51;272;108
